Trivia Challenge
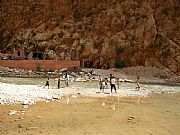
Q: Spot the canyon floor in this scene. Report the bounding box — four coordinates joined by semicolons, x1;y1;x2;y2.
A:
0;66;180;135
0;93;180;135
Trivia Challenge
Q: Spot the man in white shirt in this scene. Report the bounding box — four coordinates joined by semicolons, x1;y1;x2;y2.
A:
110;76;117;93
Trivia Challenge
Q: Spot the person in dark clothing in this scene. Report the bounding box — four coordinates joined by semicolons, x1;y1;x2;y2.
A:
64;72;69;87
99;75;103;92
58;77;60;89
104;78;108;88
117;78;120;89
110;74;113;84
110;76;117;93
110;75;117;93
43;78;49;89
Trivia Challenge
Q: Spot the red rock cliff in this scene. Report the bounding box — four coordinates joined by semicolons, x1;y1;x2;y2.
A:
0;0;179;74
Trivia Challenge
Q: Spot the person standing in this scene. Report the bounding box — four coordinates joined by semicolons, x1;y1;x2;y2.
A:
109;74;113;87
98;75;103;92
110;76;117;93
104;78;108;89
58;77;60;89
101;79;106;93
135;76;140;91
117;78;120;89
65;72;69;87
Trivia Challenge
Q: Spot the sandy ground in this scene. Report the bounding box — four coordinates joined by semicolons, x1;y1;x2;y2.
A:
0;80;152;105
0;93;180;135
0;66;179;135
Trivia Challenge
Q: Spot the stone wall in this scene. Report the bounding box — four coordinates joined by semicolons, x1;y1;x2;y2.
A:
0;60;80;71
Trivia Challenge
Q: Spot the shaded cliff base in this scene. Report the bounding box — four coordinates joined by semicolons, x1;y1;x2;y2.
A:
0;65;180;85
82;66;180;85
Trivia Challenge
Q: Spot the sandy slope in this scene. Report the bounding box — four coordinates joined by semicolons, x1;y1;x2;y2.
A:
82;66;180;84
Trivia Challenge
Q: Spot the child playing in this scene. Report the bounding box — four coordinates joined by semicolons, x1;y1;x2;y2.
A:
135;76;140;91
43;78;49;89
101;79;106;92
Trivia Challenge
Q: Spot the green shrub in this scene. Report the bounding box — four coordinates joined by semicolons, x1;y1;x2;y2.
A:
35;63;41;72
161;8;171;15
162;49;171;58
115;60;126;68
116;46;124;54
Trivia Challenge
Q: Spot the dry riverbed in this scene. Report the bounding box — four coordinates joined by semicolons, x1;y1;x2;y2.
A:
0;93;180;135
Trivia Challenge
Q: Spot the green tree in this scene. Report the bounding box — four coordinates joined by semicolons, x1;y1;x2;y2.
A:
115;60;126;68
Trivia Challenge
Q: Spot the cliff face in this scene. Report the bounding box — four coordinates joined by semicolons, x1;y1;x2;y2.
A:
0;0;180;74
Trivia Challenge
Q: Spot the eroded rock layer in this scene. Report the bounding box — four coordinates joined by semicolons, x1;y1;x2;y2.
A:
0;0;179;74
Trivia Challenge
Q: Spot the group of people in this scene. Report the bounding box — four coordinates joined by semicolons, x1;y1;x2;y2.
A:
99;74;118;93
99;74;141;93
43;71;141;92
43;72;69;89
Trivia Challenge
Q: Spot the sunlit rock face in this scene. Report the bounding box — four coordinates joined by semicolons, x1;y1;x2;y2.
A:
1;0;179;74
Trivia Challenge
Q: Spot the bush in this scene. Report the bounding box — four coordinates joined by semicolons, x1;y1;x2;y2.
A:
115;60;126;68
161;8;171;15
35;63;41;72
116;46;124;54
162;49;171;58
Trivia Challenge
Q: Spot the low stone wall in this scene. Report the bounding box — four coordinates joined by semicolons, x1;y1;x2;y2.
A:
0;60;80;71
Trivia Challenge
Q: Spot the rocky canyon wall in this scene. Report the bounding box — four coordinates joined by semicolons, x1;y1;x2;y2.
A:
0;0;179;74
